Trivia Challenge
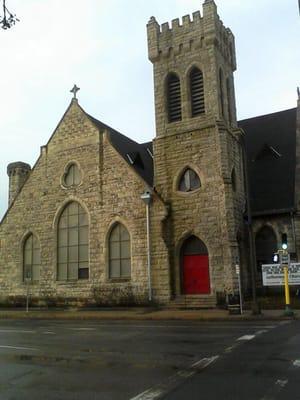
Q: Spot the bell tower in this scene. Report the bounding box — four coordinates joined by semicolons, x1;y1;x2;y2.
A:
147;1;245;301
147;0;237;138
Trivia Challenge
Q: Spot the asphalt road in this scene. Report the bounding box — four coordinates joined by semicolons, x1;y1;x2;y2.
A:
0;319;298;399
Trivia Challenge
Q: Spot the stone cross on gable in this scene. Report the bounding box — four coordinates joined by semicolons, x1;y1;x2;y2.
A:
70;84;80;99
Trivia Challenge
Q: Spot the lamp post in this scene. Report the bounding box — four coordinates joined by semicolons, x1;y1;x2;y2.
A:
141;190;152;302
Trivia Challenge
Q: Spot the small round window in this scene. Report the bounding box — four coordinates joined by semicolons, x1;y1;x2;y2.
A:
178;168;201;192
63;163;81;187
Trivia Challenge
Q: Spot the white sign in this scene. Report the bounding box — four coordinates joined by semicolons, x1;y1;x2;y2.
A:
262;263;300;286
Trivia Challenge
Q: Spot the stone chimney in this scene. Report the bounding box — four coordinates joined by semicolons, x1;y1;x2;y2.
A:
7;161;31;207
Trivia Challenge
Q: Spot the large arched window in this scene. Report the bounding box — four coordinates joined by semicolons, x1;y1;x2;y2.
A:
255;226;277;272
23;233;40;282
167;73;182;123
190;67;205;117
178;168;201;192
57;202;89;280
109;223;131;279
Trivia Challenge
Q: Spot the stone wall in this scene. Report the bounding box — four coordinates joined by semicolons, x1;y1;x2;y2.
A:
0;100;170;306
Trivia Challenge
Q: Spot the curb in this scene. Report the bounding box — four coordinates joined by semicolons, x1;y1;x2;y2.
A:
0;310;297;321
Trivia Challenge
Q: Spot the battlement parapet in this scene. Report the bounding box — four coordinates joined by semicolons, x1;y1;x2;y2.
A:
7;161;31;177
147;0;236;70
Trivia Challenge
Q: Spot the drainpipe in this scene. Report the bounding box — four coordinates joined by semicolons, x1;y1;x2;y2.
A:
141;190;153;302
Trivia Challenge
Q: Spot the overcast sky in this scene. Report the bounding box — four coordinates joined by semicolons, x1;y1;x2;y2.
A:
0;0;299;219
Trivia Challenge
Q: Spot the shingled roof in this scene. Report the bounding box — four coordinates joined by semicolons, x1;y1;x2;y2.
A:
239;108;297;215
87;114;153;186
88;106;297;216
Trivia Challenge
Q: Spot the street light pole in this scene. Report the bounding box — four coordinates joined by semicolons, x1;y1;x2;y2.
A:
141;190;152;302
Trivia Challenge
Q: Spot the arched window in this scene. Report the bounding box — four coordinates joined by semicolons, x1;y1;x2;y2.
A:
255;226;277;272
226;77;232;124
109;223;131;279
178;168;201;192
167;73;182;123
219;68;225;118
190;67;205;117
23;233;40;281
64;163;81;187
57;202;89;280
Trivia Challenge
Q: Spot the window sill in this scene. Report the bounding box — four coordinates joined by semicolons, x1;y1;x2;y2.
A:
107;278;131;283
175;188;201;197
56;279;90;284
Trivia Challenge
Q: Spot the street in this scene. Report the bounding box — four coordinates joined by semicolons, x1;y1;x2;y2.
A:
0;318;299;399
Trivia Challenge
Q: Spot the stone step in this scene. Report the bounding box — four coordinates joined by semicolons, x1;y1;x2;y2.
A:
167;295;217;309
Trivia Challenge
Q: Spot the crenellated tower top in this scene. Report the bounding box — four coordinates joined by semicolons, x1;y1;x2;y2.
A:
147;0;238;137
147;0;236;71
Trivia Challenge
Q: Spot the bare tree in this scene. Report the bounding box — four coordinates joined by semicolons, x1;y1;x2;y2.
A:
0;0;19;30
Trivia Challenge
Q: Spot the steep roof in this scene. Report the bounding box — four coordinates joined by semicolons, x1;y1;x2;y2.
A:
87;106;297;216
239;108;297;215
87;114;153;186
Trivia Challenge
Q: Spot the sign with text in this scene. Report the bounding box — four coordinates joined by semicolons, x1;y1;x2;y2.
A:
262;263;300;286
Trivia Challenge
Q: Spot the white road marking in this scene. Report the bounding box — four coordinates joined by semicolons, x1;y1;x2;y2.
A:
255;329;268;335
276;379;288;387
0;329;36;334
293;359;300;367
0;345;38;351
130;355;219;400
43;331;56;335
261;378;288;399
237;335;255;341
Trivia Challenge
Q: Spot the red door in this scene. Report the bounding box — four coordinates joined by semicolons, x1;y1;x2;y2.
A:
183;255;210;294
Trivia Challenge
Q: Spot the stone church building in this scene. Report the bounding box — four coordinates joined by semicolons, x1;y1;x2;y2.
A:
0;0;299;308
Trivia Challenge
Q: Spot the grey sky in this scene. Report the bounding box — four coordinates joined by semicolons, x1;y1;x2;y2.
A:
0;0;299;219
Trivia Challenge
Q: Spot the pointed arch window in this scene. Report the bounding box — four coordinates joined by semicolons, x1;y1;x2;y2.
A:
64;163;81;187
178;168;201;192
57;201;89;280
167;73;182;123
23;234;40;282
109;223;131;279
190;67;205;117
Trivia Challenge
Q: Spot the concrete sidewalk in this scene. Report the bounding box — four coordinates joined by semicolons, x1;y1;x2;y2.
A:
0;307;297;321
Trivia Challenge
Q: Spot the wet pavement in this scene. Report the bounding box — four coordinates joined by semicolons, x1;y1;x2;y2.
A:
0;319;295;399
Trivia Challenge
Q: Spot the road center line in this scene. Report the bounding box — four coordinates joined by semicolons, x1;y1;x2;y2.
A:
0;345;38;351
129;355;219;400
0;329;36;334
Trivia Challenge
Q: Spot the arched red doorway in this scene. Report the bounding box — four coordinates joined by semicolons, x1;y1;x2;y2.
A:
181;236;210;294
